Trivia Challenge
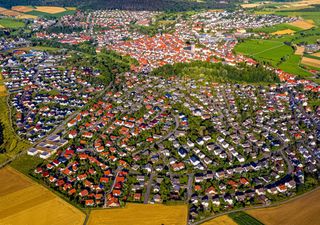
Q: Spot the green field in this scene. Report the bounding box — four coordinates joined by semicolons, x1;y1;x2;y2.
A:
0;96;31;165
252;23;303;34
25;9;76;18
10;154;44;175
278;55;312;77
235;39;294;66
0;18;25;29
229;211;264;225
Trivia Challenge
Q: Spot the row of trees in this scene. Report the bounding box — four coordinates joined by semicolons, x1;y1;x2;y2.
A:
152;61;280;84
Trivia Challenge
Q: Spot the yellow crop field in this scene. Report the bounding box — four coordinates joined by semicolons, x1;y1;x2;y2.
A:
35;6;66;14
16;14;38;19
0;166;85;225
66;7;77;10
301;57;320;68
295;46;305;55
248;189;320;225
11;6;34;13
202;215;237;225
88;203;188;225
289;20;314;29
312;52;320;57
272;29;295;35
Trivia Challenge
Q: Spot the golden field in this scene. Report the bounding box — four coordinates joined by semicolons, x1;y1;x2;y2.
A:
271;29;295;35
202;215;237;225
301;57;320;68
312;52;320;57
11;6;34;13
295;46;305;55
88;203;188;225
0;167;85;225
34;6;66;14
289;20;314;29
248;189;320;225
0;7;22;17
15;14;38;19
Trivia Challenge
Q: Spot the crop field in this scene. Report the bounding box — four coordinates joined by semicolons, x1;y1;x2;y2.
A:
229;212;264;225
295;46;304;55
248;189;320;225
202;215;237;225
279;55;312;77
11;6;34;13
0;18;25;29
301;57;320;68
312;52;320;57
254;23;302;34
0;166;85;225
235;39;293;66
88;203;188;225
34;6;66;14
289;20;314;30
272;29;295;35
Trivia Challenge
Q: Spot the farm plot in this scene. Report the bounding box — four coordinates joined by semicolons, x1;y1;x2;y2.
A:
88;203;188;225
229;212;264;225
202;215;237;225
11;6;34;13
0;18;25;29
272;29;295;35
34;6;66;14
0;166;85;225
248;189;320;225
301;57;320;68
289;20;314;30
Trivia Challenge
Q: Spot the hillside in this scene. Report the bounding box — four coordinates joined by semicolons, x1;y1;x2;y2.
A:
0;0;238;11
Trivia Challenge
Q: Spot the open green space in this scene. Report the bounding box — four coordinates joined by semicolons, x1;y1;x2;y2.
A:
278;54;312;77
10;154;44;175
0;96;31;165
252;23;303;34
229;211;264;225
25;9;76;18
0;18;25;29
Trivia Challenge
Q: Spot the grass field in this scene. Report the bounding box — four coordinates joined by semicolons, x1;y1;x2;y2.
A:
0;18;25;29
235;39;293;66
0;166;86;225
202;215;238;225
248;189;320;225
229;212;264;225
279;55;312;77
253;23;303;34
0;95;31;164
88;203;188;225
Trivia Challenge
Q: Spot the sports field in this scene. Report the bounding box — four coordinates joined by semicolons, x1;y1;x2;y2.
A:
88;203;188;225
0;166;85;225
248;189;320;225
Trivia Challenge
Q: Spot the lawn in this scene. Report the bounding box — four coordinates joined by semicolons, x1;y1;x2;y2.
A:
229;211;264;225
0;166;85;225
0;18;25;29
0;95;31;165
248;189;320;225
88;203;188;225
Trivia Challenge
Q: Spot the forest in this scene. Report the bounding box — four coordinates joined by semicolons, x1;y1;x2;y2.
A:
152;61;280;84
0;0;238;11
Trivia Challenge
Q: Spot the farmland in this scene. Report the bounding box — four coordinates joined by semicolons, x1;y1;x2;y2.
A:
228;212;264;225
253;23;303;34
248;189;320;225
301;57;320;68
0;18;25;29
87;203;188;225
202;215;237;225
0;166;86;225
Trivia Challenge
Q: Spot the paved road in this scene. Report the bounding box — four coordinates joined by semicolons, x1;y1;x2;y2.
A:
103;166;122;208
143;171;155;204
